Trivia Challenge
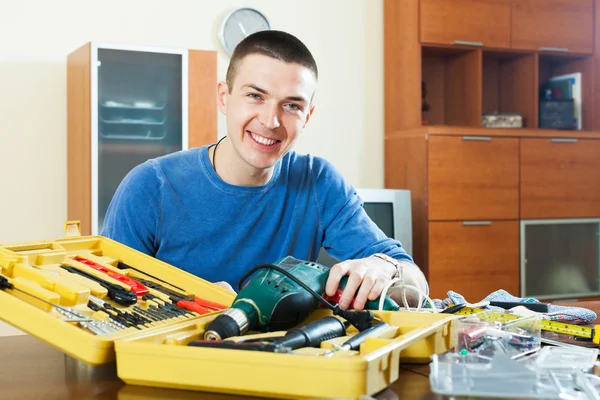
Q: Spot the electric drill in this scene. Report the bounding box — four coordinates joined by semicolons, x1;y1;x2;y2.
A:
203;256;401;340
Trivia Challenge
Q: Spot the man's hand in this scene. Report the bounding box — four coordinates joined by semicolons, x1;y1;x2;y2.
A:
325;256;397;310
324;256;428;311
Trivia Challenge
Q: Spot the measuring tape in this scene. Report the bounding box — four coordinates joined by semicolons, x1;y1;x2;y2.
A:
454;307;600;344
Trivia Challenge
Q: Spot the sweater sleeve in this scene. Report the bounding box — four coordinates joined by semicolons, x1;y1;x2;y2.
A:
311;157;415;264
100;161;161;256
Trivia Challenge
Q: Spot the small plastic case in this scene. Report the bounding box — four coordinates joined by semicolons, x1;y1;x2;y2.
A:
453;309;541;358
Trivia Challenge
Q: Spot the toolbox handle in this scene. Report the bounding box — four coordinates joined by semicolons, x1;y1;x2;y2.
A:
64;221;82;238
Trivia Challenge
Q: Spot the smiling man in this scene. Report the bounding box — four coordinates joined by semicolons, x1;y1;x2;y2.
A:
102;30;428;310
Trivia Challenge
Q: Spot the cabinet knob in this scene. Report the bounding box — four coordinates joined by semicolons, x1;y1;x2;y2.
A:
454;40;484;47
540;46;569;53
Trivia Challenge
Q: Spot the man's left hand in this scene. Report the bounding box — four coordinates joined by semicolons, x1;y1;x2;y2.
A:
324;256;396;310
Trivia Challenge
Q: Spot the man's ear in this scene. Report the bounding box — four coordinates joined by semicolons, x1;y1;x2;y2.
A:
217;81;228;115
303;104;316;128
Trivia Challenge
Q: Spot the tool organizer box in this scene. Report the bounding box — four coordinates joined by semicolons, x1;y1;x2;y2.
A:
0;222;455;399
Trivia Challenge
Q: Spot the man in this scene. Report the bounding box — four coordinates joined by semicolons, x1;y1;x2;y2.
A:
102;30;428;310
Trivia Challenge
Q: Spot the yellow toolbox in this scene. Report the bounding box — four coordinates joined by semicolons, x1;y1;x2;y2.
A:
0;221;455;399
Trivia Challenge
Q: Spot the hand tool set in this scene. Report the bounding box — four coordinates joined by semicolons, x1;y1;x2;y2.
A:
0;222;454;399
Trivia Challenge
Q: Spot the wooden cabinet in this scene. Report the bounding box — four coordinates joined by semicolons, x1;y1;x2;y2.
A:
428;220;520;300
512;0;594;54
67;42;217;236
520;138;600;218
420;0;512;48
428;135;519;220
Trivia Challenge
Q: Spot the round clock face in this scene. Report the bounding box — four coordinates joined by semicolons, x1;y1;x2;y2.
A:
220;8;271;56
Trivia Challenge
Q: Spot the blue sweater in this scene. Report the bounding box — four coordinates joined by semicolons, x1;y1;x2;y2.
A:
101;146;414;289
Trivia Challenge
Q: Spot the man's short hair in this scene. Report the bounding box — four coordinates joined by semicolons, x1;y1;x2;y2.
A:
225;30;318;91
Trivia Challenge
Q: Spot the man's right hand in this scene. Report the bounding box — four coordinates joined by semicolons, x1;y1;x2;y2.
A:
214;281;236;293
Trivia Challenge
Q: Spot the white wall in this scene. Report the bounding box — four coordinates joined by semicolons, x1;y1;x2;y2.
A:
0;0;384;334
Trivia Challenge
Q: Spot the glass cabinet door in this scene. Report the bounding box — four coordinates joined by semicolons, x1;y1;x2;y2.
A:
92;46;187;234
521;219;600;299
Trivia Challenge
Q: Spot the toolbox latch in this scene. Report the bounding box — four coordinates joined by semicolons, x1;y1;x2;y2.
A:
64;220;82;238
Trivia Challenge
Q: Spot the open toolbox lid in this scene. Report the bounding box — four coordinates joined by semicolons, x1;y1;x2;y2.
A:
0;221;456;399
0;220;235;366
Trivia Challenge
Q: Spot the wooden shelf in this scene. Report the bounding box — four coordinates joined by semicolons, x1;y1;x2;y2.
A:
387;125;600;140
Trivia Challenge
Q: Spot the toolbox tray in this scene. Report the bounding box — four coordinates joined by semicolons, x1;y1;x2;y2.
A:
0;222;454;399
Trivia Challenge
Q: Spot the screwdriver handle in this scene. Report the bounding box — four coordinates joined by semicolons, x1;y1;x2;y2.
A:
272;316;346;350
177;299;211;315
341;321;390;351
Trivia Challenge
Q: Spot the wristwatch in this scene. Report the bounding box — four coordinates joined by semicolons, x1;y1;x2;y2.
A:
371;253;402;279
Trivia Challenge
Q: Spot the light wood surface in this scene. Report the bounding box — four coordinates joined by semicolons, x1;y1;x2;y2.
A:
482;51;538;128
428;135;519;221
520;137;600;219
388;125;600;139
511;0;594;54
444;49;482;127
383;0;421;131
420;0;512;48
67;43;92;236
0;334;440;400
385;135;429;274
428;220;520;300
188;50;217;148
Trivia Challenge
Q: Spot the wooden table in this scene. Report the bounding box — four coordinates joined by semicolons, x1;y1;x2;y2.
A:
2;301;598;399
0;334;441;400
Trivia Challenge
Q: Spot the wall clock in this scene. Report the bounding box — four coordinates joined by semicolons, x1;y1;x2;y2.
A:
219;8;271;57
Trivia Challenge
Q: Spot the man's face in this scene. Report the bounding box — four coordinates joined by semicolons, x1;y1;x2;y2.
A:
217;54;316;173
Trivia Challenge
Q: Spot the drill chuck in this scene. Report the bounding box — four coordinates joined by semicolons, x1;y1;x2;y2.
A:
204;308;249;340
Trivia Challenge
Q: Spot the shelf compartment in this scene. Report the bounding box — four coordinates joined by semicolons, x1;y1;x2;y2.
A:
482;50;537;128
538;53;593;131
421;46;482;127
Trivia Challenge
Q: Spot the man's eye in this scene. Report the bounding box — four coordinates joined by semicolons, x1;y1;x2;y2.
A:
247;93;261;100
286;103;301;111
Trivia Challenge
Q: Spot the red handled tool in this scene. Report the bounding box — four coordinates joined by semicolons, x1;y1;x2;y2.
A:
135;278;227;315
71;256;149;296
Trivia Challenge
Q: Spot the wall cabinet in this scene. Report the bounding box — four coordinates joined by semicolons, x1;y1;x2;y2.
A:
520;138;600;219
67;42;217;236
429;220;520;301
428;135;519;221
512;0;594;54
420;0;512;48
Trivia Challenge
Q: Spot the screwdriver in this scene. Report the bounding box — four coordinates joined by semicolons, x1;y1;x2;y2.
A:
189;316;347;352
321;321;390;357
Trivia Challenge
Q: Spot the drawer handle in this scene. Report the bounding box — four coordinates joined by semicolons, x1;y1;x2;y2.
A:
454;40;483;47
462;136;491;141
540;46;569;53
551;138;578;143
462;221;492;226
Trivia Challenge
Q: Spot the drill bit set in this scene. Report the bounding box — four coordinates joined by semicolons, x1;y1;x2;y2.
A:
0;237;229;344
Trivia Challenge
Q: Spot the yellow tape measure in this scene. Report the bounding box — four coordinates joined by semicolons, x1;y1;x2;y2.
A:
454;307;600;343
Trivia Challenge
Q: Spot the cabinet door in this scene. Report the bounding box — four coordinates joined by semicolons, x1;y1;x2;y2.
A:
95;47;187;235
520;138;600;218
420;0;511;48
428;135;519;220
428;221;520;301
512;0;594;54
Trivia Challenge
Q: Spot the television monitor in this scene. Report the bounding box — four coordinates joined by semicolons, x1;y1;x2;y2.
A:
316;188;412;267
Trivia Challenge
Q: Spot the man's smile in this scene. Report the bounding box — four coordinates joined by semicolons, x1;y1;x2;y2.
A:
247;130;281;148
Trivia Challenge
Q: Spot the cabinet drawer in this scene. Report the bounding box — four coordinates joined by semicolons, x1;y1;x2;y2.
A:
512;0;594;54
520;138;600;218
428;221;520;300
428;135;519;220
420;0;511;48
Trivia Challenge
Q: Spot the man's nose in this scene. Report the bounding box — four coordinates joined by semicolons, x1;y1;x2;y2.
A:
259;103;280;130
